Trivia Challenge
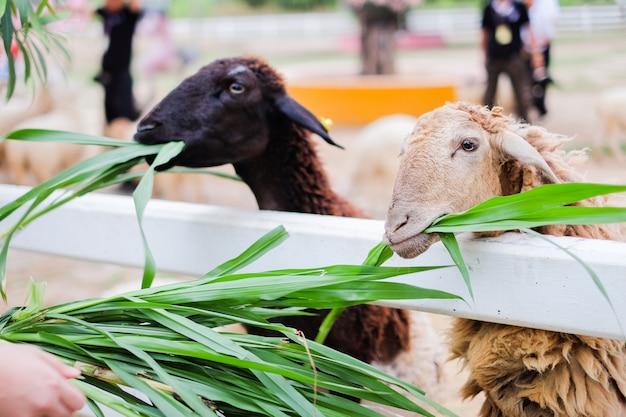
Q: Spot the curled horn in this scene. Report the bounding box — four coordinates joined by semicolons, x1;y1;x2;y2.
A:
495;130;561;184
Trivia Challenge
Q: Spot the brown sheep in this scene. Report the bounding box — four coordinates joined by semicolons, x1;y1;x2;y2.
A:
133;56;447;400
383;101;626;416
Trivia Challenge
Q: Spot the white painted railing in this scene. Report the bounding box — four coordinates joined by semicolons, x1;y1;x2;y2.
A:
1;183;625;341
167;6;626;41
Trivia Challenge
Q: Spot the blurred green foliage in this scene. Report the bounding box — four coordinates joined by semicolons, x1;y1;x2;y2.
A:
164;0;620;17
0;0;67;100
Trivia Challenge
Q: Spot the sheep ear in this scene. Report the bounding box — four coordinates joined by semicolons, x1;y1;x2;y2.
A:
496;130;561;184
275;95;344;149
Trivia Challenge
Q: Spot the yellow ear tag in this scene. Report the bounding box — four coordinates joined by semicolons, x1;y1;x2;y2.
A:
319;117;333;131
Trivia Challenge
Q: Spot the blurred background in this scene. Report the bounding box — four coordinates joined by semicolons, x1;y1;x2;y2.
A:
1;2;625;415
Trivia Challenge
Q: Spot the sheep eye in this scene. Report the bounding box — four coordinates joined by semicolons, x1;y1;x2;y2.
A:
229;83;245;94
461;139;478;152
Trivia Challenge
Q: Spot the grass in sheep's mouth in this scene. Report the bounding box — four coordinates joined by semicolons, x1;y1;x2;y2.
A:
425;182;626;314
0;129;241;291
1;129;626;416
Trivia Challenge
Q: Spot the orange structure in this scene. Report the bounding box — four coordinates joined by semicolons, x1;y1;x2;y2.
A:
288;76;456;124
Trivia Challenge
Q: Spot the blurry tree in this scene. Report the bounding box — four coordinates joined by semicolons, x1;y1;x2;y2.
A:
0;0;66;100
273;0;337;9
237;0;336;10
240;0;271;7
342;0;422;75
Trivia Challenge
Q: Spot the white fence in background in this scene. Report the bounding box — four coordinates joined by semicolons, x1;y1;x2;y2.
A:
1;183;625;341
169;5;625;41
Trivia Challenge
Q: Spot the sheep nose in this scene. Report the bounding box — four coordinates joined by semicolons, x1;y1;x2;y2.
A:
137;122;158;132
382;216;408;246
384;213;409;235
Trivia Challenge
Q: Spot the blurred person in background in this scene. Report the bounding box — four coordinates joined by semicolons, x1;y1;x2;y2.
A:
481;0;541;122
93;0;143;125
137;6;182;80
523;0;560;118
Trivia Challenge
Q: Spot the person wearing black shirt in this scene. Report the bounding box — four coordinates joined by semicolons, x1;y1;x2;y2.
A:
94;0;142;124
481;0;541;122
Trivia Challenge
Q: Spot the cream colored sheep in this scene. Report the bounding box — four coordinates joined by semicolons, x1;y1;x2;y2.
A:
342;114;418;219
0;86;55;179
384;101;626;416
0;79;110;186
1;102;102;186
0;86;55;136
596;87;626;161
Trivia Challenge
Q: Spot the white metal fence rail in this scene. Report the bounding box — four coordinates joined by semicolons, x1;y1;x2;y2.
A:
169;6;626;41
1;183;625;341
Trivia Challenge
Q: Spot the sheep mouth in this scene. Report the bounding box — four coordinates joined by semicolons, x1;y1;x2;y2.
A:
133;130;170;146
384;232;440;259
143;154;179;172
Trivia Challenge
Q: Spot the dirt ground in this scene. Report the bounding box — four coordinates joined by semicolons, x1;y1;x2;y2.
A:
1;20;626;417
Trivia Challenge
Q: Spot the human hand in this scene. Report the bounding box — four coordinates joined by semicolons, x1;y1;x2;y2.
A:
0;343;86;417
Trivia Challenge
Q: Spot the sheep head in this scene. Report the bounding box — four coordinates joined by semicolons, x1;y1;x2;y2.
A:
383;102;561;259
134;56;340;170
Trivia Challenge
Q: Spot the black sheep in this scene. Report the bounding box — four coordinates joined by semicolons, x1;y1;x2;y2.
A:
134;56;445;396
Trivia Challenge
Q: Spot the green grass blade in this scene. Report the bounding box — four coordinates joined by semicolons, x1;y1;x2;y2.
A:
0;140;182;296
515;205;626;225
362;241;394;267
28;37;48;81
202;225;290;279
438;232;473;301
158;167;242;182
422;183;626;335
293;281;459;308
73;380;147;417
428;183;626;232
0;144;163;220
428;205;626;233
522;228;624;338
5;128;134;147
15;38;32;81
133;141;184;288
53;313;205;416
316;241;393;344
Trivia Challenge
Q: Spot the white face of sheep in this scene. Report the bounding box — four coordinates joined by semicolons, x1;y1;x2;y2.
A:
383;105;560;259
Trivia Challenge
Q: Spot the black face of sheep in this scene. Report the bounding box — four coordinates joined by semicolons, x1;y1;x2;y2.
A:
133;57;426;399
134;56;341;171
